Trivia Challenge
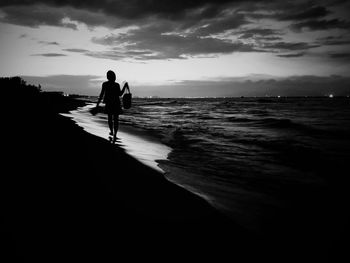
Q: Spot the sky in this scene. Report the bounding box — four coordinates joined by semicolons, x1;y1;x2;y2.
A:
0;0;350;97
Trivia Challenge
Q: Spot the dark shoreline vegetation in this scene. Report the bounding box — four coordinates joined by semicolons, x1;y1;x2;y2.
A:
0;77;348;262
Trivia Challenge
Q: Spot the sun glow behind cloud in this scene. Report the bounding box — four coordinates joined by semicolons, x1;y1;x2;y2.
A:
0;0;349;96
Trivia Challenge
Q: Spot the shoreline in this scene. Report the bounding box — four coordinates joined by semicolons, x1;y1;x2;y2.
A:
2;90;343;262
62;104;222;212
62;103;172;173
63;104;222;209
3;92;261;261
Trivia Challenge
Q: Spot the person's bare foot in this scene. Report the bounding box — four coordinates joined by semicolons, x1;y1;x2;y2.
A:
113;134;119;143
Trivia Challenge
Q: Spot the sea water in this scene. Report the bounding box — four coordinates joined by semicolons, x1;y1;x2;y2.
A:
70;97;350;231
120;97;350;228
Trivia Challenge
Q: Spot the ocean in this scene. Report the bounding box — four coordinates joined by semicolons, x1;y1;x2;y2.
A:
67;97;350;231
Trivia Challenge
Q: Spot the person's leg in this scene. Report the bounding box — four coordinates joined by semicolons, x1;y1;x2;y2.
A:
108;113;113;135
113;114;119;139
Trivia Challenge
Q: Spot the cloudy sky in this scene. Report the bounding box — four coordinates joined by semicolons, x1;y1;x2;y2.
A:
1;0;350;96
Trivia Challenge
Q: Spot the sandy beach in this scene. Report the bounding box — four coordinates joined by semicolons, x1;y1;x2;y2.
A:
1;83;347;262
0;90;254;261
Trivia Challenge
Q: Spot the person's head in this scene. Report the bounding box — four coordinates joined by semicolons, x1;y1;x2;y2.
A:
107;70;116;82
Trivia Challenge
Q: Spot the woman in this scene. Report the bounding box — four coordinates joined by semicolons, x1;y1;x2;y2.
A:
96;70;128;142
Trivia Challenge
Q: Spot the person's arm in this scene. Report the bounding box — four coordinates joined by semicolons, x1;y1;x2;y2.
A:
120;82;129;96
96;84;105;107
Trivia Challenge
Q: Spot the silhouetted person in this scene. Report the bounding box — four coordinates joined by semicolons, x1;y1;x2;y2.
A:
96;70;128;142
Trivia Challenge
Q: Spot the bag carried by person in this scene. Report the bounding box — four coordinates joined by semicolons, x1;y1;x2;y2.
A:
122;84;132;109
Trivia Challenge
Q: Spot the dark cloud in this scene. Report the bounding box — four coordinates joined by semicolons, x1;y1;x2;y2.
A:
60;6;129;29
240;28;280;35
316;36;350;46
261;41;319;51
91;23;264;60
291;19;350;31
192;12;249;36
38;41;60;45
0;1;236;20
277;52;305;58
0;1;348;32
89;38;261;60
238;28;282;39
31;53;67;57
0;5;77;29
238;1;350;33
241;3;331;21
1;1;337;32
85;50;158;61
88;20;323;60
278;6;331;21
1;0;350;61
328;53;350;61
63;48;90;53
0;1;255;39
256;36;283;41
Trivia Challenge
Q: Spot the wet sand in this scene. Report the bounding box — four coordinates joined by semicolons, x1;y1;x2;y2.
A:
61;104;172;173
